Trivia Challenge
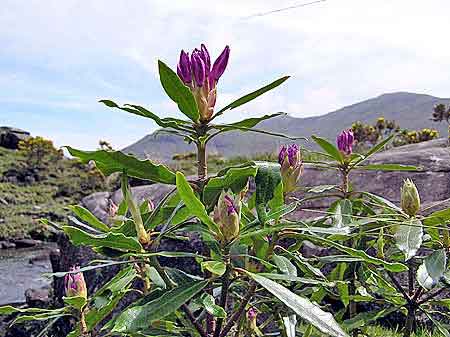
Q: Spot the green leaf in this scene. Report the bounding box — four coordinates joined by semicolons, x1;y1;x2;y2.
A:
112;280;208;333
201;294;226;318
355;134;395;165
254;162;282;223
394;218;423;261
63;296;87;311
214;113;285;130
308;185;337;193
201;261;226;276
422;308;450;337
99;101;189;130
362;192;403;213
0;306;60;315
257;273;332;286
62;226;142;252
203;164;257;204
311;135;344;163
417;249;447;290
85;266;137;330
216;76;290;115
66;147;176;184
249;273;348;337
273;254;297;277
355;164;418;171
158;60;199;122
423;207;450;227
69;205;110;233
175;172;219;233
214;124;304;141
304;235;407;272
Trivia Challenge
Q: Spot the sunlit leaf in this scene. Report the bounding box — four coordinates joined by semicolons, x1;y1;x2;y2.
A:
66;147;176;184
158;60;199;122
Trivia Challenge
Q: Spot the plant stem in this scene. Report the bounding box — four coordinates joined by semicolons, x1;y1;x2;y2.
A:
150;256;208;337
214;249;231;337
404;306;415;337
219;282;257;337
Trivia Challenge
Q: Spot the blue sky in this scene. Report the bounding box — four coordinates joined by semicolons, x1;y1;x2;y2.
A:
1;0;450;149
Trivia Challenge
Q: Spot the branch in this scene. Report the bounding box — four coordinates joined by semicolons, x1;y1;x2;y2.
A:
387;271;413;305
214;253;231;337
219;282;257;337
418;287;447;305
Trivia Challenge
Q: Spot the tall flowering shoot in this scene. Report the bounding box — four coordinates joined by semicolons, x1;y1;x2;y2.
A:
278;144;303;194
177;44;230;122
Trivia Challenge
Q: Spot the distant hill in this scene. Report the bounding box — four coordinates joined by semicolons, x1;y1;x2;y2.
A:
123;92;450;161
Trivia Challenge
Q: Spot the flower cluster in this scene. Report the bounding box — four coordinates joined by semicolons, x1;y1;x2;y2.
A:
177;44;230;122
278;144;303;194
336;129;354;155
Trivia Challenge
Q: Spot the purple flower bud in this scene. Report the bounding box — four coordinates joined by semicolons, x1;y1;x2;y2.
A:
224;195;237;215
211;45;230;84
287;144;300;166
177;50;192;84
191;52;206;87
200;44;211;74
279;144;303;194
214;191;241;242
64;266;87;299
336;129;354;155
247;308;257;320
278;145;288;165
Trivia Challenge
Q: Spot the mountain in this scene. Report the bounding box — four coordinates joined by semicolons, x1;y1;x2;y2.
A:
123;92;450;161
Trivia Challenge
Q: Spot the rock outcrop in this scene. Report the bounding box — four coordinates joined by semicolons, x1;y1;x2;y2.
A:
0;127;30;150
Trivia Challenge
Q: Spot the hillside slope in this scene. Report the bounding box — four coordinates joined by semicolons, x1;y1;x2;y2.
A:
123;92;450;161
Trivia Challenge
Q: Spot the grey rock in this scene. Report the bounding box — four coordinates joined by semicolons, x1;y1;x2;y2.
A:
0;126;30;150
24;287;50;308
0;241;16;249
12;239;42;248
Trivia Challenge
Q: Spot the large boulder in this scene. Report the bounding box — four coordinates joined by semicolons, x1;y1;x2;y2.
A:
0;127;30;150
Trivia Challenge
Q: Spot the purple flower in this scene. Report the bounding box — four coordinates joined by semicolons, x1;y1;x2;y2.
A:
200;44;211;74
191;52;206;87
211;45;230;85
176;44;230;122
278;145;288;165
64;266;87;299
177;50;191;85
336;130;354;155
279;144;303;194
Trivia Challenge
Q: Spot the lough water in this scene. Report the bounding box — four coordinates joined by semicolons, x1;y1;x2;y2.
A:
0;243;56;305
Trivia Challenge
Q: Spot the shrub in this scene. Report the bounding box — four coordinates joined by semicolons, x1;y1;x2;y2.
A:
3;44;450;337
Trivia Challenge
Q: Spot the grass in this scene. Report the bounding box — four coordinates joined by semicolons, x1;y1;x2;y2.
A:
0;147;106;240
